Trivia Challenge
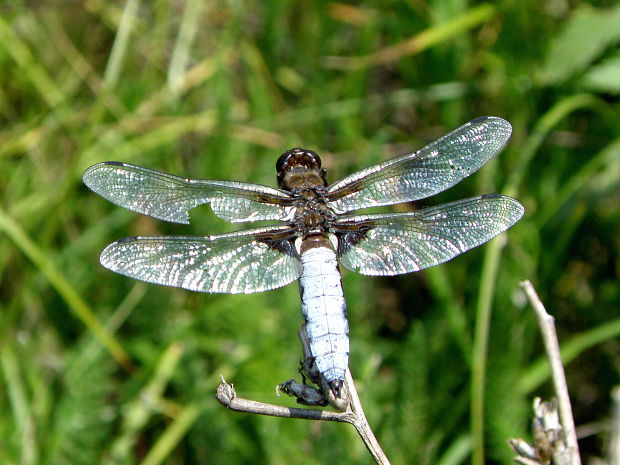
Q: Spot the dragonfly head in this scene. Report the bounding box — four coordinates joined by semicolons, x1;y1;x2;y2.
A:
276;148;327;190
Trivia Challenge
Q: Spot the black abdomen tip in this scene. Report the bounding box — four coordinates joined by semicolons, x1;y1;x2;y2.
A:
329;379;343;398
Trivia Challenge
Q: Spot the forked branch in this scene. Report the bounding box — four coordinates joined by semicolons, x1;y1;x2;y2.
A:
216;369;391;465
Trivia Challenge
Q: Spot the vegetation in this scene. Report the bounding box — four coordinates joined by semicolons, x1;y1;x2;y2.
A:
1;1;618;464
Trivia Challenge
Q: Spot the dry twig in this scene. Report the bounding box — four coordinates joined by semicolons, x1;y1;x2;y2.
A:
216;369;391;465
510;280;581;465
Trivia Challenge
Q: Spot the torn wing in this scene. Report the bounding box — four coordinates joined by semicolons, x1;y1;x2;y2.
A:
326;117;512;214
335;194;524;276
83;161;295;224
100;226;301;294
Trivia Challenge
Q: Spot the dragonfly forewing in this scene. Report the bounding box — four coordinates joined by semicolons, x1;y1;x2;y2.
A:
326;116;512;213
83;161;295;224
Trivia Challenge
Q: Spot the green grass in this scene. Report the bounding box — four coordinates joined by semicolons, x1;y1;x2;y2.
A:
1;1;619;464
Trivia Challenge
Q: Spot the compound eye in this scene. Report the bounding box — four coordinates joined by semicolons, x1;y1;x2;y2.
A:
276;151;295;174
275;148;322;174
305;150;321;169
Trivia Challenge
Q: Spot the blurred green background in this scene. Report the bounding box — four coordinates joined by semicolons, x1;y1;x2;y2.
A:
1;1;619;464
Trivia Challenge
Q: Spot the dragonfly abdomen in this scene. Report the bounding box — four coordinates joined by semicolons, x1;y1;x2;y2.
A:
299;245;349;396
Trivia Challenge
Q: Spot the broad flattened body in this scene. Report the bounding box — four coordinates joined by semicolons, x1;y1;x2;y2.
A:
298;242;349;396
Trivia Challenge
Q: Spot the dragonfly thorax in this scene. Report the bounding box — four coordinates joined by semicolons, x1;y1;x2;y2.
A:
290;191;336;238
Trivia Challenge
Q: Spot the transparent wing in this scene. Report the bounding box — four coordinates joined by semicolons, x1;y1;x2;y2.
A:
83;161;295;224
326;117;512;213
335;194;524;276
100;226;301;294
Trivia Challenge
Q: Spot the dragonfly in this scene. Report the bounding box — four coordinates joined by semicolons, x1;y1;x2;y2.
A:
83;116;524;398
